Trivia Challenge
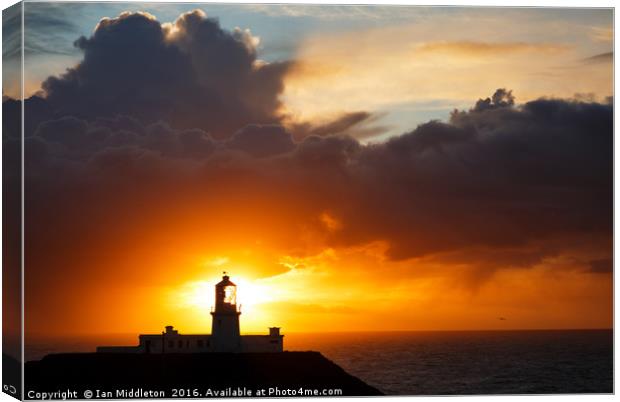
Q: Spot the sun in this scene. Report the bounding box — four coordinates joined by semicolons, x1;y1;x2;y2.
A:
176;275;274;315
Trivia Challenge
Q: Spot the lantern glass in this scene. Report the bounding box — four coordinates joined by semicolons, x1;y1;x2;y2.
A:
223;285;236;305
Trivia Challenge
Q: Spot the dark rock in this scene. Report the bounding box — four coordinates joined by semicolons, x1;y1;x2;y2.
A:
25;352;383;398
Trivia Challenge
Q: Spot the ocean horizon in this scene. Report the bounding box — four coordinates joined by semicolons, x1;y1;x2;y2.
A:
25;329;613;395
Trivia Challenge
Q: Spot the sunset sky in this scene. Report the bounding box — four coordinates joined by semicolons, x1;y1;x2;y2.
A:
2;3;612;340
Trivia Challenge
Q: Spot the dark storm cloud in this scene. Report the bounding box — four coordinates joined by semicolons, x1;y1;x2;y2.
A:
20;89;612;279
30;114;219;161
354;91;612;261
294;134;360;168
40;10;292;138
227;125;295;157
35;116;91;150
6;9;382;142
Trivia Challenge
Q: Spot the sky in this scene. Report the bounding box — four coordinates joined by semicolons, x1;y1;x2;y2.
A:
6;3;614;138
1;3;613;340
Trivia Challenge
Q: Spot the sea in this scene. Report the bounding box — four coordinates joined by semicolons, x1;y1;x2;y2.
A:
25;330;613;395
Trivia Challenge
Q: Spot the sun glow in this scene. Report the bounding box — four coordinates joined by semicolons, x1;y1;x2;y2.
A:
176;275;275;315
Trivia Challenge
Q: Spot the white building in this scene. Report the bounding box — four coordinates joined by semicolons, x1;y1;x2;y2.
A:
97;273;284;353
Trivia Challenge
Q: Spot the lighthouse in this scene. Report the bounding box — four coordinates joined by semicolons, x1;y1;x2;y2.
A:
97;272;283;354
210;272;242;352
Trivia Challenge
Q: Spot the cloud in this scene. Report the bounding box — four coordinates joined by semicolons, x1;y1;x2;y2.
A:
282;21;612;135
40;10;292;138
415;41;570;57
471;88;515;111
12;85;611;335
2;3;22;61
2;3;24;100
227;124;295;157
361;92;612;260
286;111;389;140
581;52;613;65
589;26;613;43
17;90;612;281
9;6;612;333
35;116;91;150
588;259;612;274
23;4;83;57
243;4;424;20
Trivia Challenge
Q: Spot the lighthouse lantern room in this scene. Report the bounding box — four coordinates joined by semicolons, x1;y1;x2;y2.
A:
215;272;238;311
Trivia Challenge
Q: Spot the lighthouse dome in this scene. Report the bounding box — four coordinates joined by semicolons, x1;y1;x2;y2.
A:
216;273;236;287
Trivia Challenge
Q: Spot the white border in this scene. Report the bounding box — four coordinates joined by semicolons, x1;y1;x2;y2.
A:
0;1;616;402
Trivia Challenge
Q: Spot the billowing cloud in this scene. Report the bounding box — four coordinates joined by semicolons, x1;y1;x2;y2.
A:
227;124;295;157
13;9;381;142
41;10;291;138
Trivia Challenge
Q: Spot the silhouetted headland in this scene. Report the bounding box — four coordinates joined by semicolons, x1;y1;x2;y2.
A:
26;274;382;397
26;352;383;398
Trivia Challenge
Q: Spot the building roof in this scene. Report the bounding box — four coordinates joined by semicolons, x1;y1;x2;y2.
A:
216;272;236;287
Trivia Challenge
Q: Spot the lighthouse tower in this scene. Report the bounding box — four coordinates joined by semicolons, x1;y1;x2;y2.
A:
210;272;241;352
